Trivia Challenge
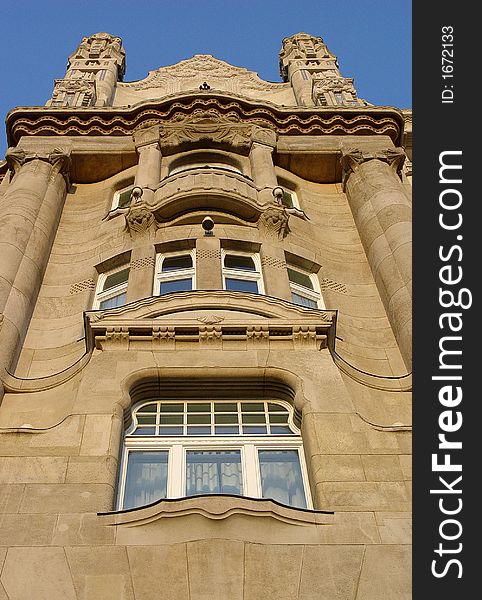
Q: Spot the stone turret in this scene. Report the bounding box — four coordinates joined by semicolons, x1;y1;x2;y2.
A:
280;32;366;107
47;32;125;108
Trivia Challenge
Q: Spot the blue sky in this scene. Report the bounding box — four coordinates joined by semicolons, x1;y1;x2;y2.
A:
0;0;411;157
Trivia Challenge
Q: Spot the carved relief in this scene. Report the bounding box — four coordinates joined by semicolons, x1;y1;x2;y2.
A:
159;111;253;149
341;147;406;187
5;147;71;184
125;205;157;237
257;206;291;239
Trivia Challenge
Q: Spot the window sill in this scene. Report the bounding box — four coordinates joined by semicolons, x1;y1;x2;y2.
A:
98;494;334;545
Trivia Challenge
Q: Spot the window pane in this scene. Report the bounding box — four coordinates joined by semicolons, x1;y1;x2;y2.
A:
214;403;237;412
137;415;156;425
291;292;318;309
103;268;129;291
159;415;183;424
269;414;289;424
270;426;293;435
162;255;192;271
287;268;314;289
242;414;266;424
117;188;132;208
214;414;238;424
258;450;306;508
187;426;211;436
241;403;264;412
281;190;294;208
268;403;287;413
186;450;242;495
138;404;157;413
131;426;156;436
159;278;192;294
224;254;256;270
187;404;211;412
187;414;211;424
243;425;267;435
215;426;240;435
225;278;258;293
123;451;168;509
159;426;183;436
160;403;184;413
99;292;127;310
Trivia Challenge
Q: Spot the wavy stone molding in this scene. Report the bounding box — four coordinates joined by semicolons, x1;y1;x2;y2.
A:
99;494;334;545
6;94;404;146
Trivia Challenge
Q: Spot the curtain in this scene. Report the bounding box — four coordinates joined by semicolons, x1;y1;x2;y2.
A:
258;449;306;508
123;451;168;509
186;450;242;495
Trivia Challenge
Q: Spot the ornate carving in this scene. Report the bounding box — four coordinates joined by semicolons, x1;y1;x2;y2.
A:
125;205;157;237
341;147;406;187
5;147;71;184
251;126;277;148
196;315;225;325
5;147;26;175
159;111;252;149
261;256;287;270
69;32;125;76
199;325;222;345
69;279;95;295
130;256;156;270
257;206;290;239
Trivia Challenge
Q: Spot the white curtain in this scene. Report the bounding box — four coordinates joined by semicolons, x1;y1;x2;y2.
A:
186;451;242;495
124;451;168;509
258;450;306;508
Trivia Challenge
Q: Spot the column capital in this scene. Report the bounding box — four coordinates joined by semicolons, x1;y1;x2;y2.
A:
133;125;161;151
250;126;277;149
5;146;71;184
340;147;406;187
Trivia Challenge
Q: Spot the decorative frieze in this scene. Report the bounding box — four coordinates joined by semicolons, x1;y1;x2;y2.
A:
69;278;95;295
130;256;156;270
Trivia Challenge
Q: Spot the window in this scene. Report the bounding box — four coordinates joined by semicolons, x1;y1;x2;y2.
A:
94;265;130;309
117;400;310;511
168;152;242;177
222;251;263;294
155;250;196;295
276;181;300;209
112;185;134;210
288;266;323;309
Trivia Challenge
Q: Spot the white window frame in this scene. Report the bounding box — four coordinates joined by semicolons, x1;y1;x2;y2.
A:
93;264;130;309
117;399;312;511
222;249;264;295
288;266;324;309
154;249;196;296
277;185;300;210
111;184;134;210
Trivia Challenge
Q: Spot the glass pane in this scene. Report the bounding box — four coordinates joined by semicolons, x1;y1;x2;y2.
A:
138;404;157;413
241;403;264;412
224;254;256;270
187;404;210;412
225;278;258;293
281;190;294;208
258;450;306;508
159;278;192;294
215;426;240;435
186;450;242;495
242;414;266;424
117;188;133;209
270;426;293;435
287;268;313;289
269;414;289;424
123;451;168;509
160;403;184;413
159;414;183;425
214;403;237;412
159;426;183;436
242;425;267;435
214;414;239;424
291;292;318;309
131;426;156;436
187;426;211;436
268;403;287;413
187;414;211;424
137;415;156;425
99;292;127;310
103;268;129;291
162;255;192;271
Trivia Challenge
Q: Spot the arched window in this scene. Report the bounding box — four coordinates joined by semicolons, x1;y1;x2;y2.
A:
155;250;196;295
222;250;264;294
287;265;324;309
94;265;130;309
117;399;310;511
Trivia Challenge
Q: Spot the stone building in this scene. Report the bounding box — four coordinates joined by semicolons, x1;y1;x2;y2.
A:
0;32;412;599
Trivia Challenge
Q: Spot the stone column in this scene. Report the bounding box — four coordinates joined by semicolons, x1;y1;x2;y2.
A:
0;147;71;373
123;127;163;304
287;65;315;107
196;237;222;290
249;128;278;204
341;148;412;370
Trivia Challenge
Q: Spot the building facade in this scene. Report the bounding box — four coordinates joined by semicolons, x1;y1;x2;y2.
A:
0;32;412;599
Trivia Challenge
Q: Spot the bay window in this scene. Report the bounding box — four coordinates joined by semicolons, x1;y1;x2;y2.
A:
117;399;311;511
155;250;196;295
222;250;263;294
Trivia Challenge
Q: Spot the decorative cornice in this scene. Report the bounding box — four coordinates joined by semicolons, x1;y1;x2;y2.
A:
6;94;404;147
